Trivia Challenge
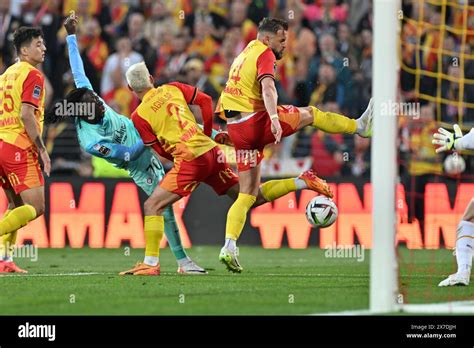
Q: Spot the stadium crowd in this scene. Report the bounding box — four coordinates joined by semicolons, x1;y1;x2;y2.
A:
0;0;375;178
4;0;469;184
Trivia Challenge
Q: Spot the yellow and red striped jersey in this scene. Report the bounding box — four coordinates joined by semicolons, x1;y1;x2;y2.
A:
0;61;45;150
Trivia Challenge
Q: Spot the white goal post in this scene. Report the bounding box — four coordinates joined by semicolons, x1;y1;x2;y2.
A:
370;0;400;313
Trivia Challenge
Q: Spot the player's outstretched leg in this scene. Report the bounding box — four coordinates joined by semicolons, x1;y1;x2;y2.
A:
163;206;207;275
258;169;333;203
439;199;474;287
301;98;373;138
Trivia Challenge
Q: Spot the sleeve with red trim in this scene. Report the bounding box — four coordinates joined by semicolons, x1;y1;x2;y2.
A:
131;110;158;146
168;81;213;137
22;69;45;108
168;81;197;103
256;48;276;82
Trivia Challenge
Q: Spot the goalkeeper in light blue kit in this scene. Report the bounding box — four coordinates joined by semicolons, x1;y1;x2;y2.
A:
49;13;209;275
433;124;474;286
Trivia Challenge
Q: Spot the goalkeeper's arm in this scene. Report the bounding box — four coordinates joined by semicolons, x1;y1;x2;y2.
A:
432;124;474;152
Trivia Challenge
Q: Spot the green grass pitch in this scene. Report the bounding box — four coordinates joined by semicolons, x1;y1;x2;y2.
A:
0;246;471;315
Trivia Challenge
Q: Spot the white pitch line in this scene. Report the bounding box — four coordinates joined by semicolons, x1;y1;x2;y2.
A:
256;273;442;278
0;272;107;277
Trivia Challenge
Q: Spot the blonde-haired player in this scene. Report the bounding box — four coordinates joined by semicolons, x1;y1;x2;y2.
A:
433;125;474;286
124;61;332;274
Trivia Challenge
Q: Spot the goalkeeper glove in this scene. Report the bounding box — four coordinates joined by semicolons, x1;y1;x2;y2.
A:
432;124;464;153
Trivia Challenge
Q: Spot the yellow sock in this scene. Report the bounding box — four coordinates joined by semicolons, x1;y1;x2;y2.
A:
226;193;257;240
0;205;36;236
144;216;164;258
310;106;357;134
0;209;12;259
260;178;297;202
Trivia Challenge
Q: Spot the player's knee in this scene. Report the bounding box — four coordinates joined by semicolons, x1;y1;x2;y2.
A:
33;201;45;217
298;107;314;128
143;198;157;216
253;193;268;207
462;199;474;222
144;197;167;216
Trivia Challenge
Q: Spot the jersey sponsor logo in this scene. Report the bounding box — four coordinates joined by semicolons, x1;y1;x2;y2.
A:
33;85;42;99
180;124;198;143
93;144;111;156
112;123;127;144
0;117;19;127
223;86;243;97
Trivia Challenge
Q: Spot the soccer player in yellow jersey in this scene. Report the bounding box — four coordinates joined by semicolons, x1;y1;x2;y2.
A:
0;27;50;273
125;62;331;274
215;17;373;272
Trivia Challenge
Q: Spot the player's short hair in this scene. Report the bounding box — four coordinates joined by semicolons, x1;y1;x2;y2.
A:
126;62;152;93
13;27;44;54
258;17;288;34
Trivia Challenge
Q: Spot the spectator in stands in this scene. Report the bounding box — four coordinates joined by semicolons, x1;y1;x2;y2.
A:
309;33;353;112
309;63;343;107
187;18;220;60
79;17;108;72
0;0;22;72
205;29;239;95
311;131;345;177
229;0;257;45
184;0;229;42
348;135;370;177
183;58;219;103
156;32;189;83
143;0;180;53
337;22;357;71
101;35;143;96
302;0;349;37
126;11;156;73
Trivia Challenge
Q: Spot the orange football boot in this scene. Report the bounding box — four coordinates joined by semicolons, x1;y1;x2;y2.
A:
298;170;334;198
0;260;28;273
119;262;160;276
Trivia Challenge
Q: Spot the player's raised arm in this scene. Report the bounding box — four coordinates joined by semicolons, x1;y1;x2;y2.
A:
64;12;93;91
